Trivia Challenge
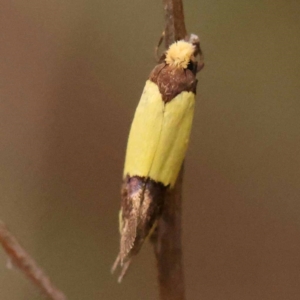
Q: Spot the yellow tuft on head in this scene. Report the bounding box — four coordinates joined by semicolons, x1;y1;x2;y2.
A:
165;40;195;69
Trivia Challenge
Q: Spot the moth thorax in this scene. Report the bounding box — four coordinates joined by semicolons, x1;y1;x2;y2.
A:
165;40;195;70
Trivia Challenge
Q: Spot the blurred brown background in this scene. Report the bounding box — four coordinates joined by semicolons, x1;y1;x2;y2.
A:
1;0;300;299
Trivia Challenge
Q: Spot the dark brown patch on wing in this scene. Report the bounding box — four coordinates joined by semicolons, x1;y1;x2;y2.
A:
118;175;167;269
149;62;197;102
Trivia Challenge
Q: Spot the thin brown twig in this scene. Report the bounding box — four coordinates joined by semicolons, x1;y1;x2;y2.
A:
163;0;187;46
151;1;188;299
0;220;67;300
153;166;185;300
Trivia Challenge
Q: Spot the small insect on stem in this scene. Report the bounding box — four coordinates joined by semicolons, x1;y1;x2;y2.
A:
112;37;203;282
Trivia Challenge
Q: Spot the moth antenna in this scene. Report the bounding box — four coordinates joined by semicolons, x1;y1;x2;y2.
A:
155;30;166;63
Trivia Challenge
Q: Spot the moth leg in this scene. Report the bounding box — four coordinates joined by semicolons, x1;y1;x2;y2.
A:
197;61;205;73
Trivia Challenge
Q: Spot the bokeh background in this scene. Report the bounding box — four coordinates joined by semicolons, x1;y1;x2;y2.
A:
1;0;300;299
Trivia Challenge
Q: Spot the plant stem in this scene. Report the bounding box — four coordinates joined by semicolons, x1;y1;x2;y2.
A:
0;221;67;300
163;0;187;46
153;166;186;300
152;1;188;299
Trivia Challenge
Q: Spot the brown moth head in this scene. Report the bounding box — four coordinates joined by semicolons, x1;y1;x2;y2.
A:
150;40;198;102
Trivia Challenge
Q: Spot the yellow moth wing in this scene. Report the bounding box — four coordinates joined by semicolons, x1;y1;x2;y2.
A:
124;80;164;178
149;91;195;187
124;80;195;187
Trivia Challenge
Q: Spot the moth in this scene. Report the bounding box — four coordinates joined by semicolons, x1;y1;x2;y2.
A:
112;39;203;282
